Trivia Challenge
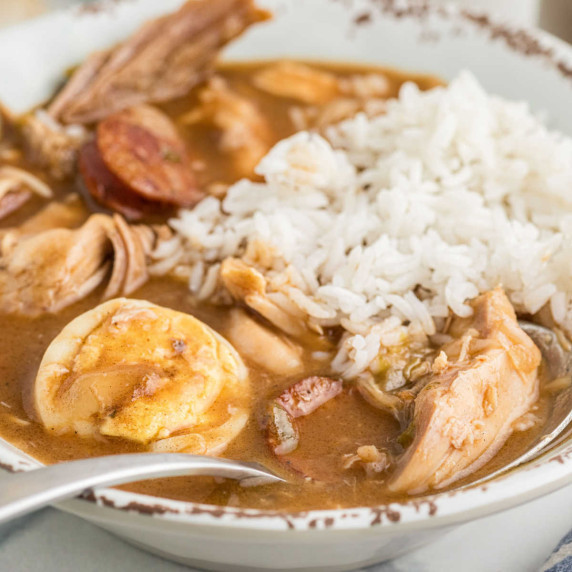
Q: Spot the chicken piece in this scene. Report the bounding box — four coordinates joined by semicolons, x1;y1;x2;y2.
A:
34;298;249;452
0;112;55;218
266;376;343;457
80;104;204;220
265;382;399;482
289;98;387;132
220;258;307;337
388;289;541;494
48;0;270;124
181;78;274;178
15;194;88;235
224;309;303;374
0;213;179;316
0;216;111;316
254;61;392;105
254;61;391;131
0;165;53;220
253;61;340;104
342;445;391;477
20;111;88;180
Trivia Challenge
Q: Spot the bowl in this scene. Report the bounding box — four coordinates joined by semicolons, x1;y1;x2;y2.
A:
0;1;571;570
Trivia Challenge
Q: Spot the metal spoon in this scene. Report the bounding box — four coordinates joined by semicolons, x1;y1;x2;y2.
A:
0;453;284;524
468;321;572;487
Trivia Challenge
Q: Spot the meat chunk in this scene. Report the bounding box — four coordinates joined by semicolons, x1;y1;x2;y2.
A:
0;212;179;316
253;61;391;131
265;382;400;482
48;0;270;124
266;376;343;459
20;112;88;180
181;77;274;178
253;61;391;105
0;165;53;220
220;258;307;338
97;105;201;205
277;376;343;418
224;309;303;375
80;105;204;219
388;289;541;494
253;61;340;104
342;445;391;477
0;216;111;316
79;140;155;221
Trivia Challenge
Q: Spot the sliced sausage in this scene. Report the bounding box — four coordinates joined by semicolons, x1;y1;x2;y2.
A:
265;376;342;460
96;104;203;207
78;140;157;221
276;376;343;418
264;378;400;482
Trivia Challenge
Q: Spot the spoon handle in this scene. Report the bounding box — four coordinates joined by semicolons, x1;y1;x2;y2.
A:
0;453;279;524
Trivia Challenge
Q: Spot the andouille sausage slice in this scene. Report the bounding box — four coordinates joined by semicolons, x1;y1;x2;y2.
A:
79;140;159;221
96;104;204;207
265;377;400;482
267;377;342;456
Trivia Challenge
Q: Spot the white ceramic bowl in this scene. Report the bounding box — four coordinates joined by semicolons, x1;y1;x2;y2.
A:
1;1;572;570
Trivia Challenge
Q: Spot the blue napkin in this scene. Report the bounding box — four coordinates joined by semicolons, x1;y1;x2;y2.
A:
542;530;572;571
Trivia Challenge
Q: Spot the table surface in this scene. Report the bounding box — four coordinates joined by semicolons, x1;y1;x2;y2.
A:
0;1;571;571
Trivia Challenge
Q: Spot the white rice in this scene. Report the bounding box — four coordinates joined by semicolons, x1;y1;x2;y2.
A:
170;72;572;378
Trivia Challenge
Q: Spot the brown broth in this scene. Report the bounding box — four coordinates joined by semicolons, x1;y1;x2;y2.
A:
0;60;555;511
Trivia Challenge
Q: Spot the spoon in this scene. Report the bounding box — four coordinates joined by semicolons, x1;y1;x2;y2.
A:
0;453;284;524
468;321;572;487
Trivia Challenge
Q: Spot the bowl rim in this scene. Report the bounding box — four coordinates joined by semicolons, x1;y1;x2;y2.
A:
0;0;571;533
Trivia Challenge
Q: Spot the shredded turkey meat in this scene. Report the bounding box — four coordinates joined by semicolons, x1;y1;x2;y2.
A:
253;61;390;130
224;309;303;375
0;165;53;220
20;112;87;180
388;289;542;494
0;113;58;219
181;77;274;178
0;204;181;316
48;0;270;124
266;376;342;457
220;258;308;338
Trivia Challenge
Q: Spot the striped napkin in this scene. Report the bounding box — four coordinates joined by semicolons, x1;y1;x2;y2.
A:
542;530;572;571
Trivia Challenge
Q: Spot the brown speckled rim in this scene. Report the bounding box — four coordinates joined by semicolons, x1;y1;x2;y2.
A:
342;0;572;82
0;0;571;532
0;433;569;532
